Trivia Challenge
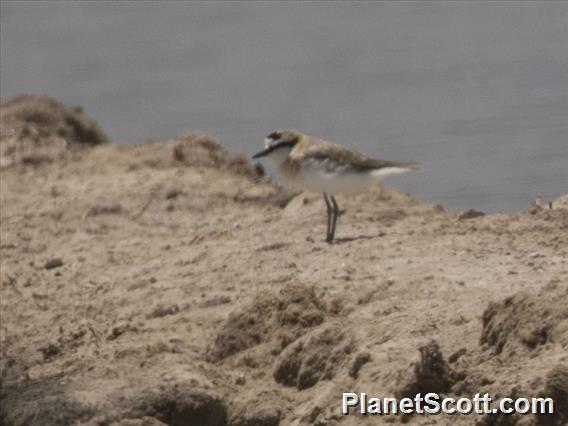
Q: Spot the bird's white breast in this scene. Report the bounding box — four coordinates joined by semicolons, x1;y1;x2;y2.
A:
291;158;374;195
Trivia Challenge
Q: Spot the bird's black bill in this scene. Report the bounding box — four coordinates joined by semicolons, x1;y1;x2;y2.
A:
252;140;296;160
252;147;272;159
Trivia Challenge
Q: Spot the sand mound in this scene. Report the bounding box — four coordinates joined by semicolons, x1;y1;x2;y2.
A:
207;282;327;362
171;132;264;180
0;373;228;426
0;94;109;146
394;340;455;398
443;284;568;425
273;323;354;390
229;397;282;426
206;291;278;362
480;283;568;356
0;376;94;426
552;194;568;210
124;384;227;426
0;94;108;167
542;363;568;424
79;132;289;208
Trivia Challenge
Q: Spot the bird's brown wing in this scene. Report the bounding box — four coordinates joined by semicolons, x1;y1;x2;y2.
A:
294;141;419;173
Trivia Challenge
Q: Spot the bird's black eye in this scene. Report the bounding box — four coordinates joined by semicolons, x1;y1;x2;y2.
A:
268;132;281;140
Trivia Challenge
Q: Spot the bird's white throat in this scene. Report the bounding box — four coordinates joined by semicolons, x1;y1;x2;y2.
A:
262;138;294;169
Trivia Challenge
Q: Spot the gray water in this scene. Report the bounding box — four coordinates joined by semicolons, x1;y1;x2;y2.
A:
2;1;567;212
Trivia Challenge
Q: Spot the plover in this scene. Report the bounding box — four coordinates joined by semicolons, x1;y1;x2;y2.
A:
252;130;420;243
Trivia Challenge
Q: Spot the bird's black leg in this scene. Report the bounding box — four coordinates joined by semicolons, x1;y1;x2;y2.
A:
329;196;339;242
323;193;333;242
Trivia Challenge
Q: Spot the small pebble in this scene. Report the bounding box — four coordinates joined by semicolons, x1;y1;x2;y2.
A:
44;258;64;270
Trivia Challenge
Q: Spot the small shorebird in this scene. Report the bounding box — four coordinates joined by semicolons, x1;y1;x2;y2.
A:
252;130;420;243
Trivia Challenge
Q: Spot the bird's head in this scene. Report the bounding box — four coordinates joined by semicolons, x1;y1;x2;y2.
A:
252;130;301;166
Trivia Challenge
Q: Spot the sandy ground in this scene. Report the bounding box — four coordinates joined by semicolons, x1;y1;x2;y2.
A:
1;95;567;426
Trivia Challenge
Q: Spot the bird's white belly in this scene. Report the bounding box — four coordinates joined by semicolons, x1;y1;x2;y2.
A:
293;168;374;195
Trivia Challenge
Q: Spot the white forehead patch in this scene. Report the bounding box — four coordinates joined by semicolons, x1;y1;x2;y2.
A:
264;137;277;149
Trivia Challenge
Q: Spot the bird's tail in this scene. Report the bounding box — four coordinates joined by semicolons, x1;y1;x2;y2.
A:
370;161;422;178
